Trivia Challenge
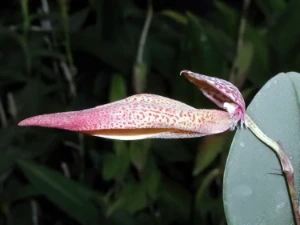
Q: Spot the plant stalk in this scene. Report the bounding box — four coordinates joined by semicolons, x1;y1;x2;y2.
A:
136;0;153;64
229;0;251;87
20;0;32;72
133;0;153;93
245;114;300;225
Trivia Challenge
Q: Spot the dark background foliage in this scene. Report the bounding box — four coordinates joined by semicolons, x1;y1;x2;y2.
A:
0;0;299;224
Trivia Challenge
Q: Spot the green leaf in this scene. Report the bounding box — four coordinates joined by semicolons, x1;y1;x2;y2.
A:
160;10;187;25
193;134;231;176
13;185;41;201
71;30;134;74
152;140;193;162
245;27;270;87
15;79;59;117
267;0;300;59
129;140;151;172
254;0;286;18
109;73;127;102
0;70;28;88
214;1;270;86
148;34;178;76
235;41;254;86
197;19;235;67
183;12;226;76
0;128;59;176
194;168;223;224
120;183;147;214
195;169;220;204
140;157;161;200
136;213;158;225
159;175;192;222
213;1;239;36
106;182;148;215
114;141;130;180
0;184;41;204
69;7;90;32
9;200;33;225
223;72;300;224
109;210;138;225
19;160;103;225
102;143;130;181
102;153;120;181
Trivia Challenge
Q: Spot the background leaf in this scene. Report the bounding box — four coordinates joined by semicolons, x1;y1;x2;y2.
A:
19;160;103;225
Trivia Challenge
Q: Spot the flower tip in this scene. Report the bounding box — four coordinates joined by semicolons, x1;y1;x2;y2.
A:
179;70;191;76
18;117;37;127
18;119;28;126
17;114;60;128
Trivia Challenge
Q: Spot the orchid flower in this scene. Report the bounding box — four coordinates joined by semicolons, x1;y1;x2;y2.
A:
180;70;246;128
18;70;249;140
18;94;234;140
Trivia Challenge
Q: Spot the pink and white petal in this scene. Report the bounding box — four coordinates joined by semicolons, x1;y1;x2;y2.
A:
180;70;246;127
121;93;195;110
201;90;224;109
180;70;245;109
18;94;233;140
86;128;207;140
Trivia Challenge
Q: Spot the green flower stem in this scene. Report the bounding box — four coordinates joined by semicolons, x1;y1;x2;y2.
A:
58;0;74;68
245;114;300;225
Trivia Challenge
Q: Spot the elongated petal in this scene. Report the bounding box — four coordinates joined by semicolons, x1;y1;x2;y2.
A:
19;94;233;140
180;70;246;128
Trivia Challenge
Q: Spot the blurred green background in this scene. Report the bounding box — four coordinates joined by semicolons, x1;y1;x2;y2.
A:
0;0;299;224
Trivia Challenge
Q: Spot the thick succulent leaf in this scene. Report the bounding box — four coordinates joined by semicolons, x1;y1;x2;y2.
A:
223;72;300;224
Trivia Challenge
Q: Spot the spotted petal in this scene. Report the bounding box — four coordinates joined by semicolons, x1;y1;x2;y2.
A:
180;70;246;128
18;94;233;140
